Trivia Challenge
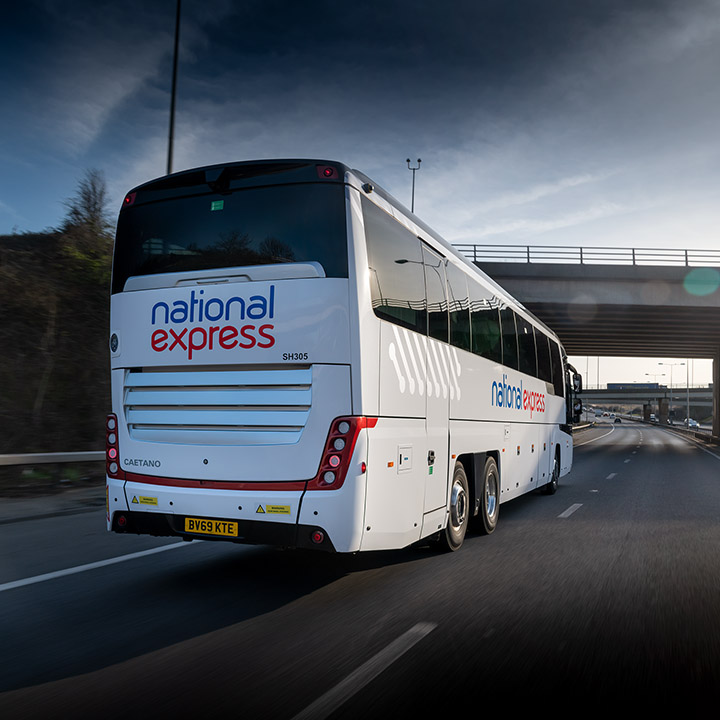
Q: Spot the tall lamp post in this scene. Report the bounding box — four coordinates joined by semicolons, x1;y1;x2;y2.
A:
406;158;421;213
167;0;181;175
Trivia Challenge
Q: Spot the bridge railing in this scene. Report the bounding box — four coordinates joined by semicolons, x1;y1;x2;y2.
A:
454;244;720;267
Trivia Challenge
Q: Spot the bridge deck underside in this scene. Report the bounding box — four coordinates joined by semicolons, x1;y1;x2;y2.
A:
523;303;720;358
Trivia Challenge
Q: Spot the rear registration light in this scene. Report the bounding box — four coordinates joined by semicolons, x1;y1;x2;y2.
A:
306;416;377;491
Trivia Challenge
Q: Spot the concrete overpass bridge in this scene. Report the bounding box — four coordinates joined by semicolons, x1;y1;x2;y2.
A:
580;386;713;425
455;244;720;437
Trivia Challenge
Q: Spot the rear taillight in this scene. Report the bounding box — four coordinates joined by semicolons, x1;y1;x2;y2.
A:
106;414;123;478
306;416;377;491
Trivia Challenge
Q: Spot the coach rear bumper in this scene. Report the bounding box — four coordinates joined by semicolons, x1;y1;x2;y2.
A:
110;510;336;551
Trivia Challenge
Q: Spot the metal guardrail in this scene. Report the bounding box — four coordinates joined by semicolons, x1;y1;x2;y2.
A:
453;244;720;267
0;452;104;467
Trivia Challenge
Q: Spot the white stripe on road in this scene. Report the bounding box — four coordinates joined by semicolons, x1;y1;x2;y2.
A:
574;428;615;447
558;504;583;519
0;542;189;593
606;473;617;480
291;622;437;720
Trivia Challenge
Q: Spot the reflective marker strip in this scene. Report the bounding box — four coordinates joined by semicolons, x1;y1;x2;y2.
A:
558;504;583;519
0;542;188;593
291;622;437;720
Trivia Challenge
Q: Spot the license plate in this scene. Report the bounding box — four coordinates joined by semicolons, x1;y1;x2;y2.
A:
184;517;239;537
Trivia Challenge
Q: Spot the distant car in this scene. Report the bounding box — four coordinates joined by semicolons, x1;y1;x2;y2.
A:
610;413;615;418
614;417;621;423
650;413;657;422
686;418;699;429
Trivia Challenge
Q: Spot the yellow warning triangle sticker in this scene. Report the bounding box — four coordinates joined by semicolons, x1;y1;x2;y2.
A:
256;505;265;514
132;496;139;504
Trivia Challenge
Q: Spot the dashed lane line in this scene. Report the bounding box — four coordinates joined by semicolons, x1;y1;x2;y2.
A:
558;504;583;519
291;622;437;720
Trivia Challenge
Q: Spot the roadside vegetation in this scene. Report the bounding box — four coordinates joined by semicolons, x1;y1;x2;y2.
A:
0;170;112;467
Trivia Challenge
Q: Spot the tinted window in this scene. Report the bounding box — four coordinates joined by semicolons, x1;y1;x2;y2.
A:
550;340;565;396
363;198;426;334
113;183;348;293
423;245;448;342
470;285;502;363
535;329;553;383
446;264;470;352
516;315;537;377
500;307;518;370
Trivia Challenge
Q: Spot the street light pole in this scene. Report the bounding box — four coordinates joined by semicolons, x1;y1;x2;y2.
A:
686;360;690;428
167;0;181;176
406;158;421;213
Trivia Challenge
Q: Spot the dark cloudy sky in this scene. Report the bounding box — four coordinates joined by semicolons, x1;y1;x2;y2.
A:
2;0;720;253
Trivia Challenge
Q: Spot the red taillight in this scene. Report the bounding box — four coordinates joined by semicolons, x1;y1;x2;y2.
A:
306;416;377;491
316;165;338;180
106;414;123;479
123;192;136;207
311;530;325;544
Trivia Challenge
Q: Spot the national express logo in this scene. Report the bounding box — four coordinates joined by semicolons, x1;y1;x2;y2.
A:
491;373;545;418
149;286;276;360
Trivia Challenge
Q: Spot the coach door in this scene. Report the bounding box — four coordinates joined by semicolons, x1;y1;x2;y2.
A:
421;244;450;514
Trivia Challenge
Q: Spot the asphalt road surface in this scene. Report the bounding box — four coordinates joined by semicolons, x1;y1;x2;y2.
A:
2;420;720;718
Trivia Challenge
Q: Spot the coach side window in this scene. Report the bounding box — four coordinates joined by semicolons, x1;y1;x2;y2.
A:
470;285;502;363
422;244;448;343
446;263;471;352
535;329;553;384
499;307;518;370
516;314;537;377
549;340;565;396
363;197;426;334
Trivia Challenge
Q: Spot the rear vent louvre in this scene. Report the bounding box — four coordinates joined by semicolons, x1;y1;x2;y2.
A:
124;366;312;445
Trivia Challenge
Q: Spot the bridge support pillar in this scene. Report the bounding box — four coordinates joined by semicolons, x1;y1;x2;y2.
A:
658;398;669;425
713;353;719;439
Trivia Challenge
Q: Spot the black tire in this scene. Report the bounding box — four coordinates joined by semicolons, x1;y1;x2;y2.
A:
475;456;499;535
438;462;470;552
541;450;560;495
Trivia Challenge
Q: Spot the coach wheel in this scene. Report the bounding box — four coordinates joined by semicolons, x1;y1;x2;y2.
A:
476;457;499;535
542;450;560;495
438;462;470;552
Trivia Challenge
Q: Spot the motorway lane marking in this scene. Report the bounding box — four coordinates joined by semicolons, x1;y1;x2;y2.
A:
0;542;189;593
558;504;583;519
606;473;617;480
574;427;615;447
624;459;631;463
291;622;437;720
